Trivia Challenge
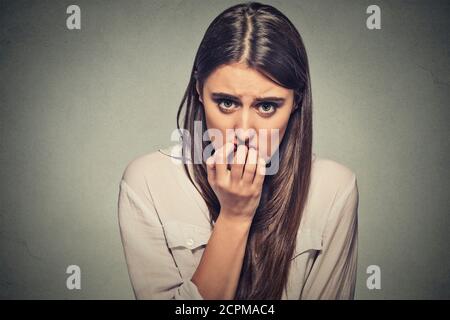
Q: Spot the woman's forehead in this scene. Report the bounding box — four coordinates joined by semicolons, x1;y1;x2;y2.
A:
204;64;292;98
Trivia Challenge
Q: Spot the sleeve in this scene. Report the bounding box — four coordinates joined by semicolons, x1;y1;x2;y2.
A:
117;178;204;300
300;173;359;299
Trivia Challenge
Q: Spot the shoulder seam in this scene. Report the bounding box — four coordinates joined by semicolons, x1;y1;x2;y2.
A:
119;179;162;227
322;173;358;237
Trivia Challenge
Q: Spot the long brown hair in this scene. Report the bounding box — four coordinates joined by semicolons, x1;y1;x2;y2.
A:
176;1;313;299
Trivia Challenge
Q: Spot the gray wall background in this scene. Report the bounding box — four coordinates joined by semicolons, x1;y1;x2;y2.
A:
0;0;448;299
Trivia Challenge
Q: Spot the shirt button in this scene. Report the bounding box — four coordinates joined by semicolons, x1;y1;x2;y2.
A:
186;238;194;247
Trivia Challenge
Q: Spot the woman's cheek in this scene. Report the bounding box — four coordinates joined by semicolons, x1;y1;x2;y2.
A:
256;135;273;161
257;127;286;161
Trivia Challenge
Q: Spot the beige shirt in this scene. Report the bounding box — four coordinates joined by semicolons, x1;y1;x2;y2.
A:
117;144;359;300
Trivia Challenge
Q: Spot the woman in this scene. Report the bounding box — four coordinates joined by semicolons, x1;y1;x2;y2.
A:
118;2;359;300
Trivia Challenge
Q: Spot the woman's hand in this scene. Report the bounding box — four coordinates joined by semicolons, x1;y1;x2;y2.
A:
205;142;266;223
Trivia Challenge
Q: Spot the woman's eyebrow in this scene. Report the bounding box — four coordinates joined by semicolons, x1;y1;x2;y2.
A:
211;92;286;103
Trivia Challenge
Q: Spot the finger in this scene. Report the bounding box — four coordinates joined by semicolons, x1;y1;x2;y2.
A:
242;147;258;183
230;144;248;181
215;142;235;181
253;157;266;186
205;155;216;183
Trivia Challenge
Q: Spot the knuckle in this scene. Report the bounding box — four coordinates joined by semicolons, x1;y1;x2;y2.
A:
237;144;247;152
244;164;255;173
206;156;214;166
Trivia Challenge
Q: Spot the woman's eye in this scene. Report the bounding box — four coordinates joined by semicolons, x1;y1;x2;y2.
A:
215;99;278;115
217;99;236;112
258;103;277;115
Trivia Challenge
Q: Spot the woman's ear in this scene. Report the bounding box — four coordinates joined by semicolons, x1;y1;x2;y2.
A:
196;81;203;103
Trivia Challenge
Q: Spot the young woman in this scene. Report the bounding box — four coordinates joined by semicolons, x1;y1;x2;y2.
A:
118;2;359;300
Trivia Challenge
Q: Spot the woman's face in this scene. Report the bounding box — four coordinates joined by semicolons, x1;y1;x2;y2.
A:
197;62;296;162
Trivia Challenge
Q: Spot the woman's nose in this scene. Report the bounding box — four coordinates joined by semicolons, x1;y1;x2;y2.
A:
234;110;257;146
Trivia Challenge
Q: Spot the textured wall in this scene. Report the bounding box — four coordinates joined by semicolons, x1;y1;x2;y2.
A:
0;0;448;299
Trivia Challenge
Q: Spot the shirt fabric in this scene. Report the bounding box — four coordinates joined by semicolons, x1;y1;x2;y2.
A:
117;143;359;300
